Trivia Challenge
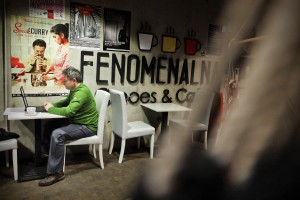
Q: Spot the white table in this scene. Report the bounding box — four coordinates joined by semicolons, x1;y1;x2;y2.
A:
141;103;192;135
3;107;66;181
4;107;66;120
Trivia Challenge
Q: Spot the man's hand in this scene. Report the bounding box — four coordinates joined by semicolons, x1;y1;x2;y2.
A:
43;102;53;111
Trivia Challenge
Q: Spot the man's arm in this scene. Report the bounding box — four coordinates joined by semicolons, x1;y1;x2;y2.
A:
47;91;86;117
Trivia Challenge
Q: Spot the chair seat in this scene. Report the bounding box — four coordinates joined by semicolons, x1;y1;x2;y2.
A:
65;135;100;146
169;119;208;131
0;139;18;151
125;121;155;139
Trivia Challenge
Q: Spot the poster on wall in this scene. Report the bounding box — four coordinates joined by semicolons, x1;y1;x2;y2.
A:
29;0;65;20
10;15;69;97
70;3;101;49
103;8;131;52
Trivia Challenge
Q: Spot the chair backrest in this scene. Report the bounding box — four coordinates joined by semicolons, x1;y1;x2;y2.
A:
109;89;128;138
94;90;111;142
189;89;215;126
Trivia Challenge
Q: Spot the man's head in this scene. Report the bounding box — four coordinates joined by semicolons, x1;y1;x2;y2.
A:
62;67;83;91
32;39;47;57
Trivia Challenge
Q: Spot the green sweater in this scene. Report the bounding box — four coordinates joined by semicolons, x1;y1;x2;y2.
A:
48;83;98;132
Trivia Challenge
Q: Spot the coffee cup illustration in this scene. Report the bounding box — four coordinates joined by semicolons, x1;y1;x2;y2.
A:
162;35;181;53
184;38;201;55
137;32;158;51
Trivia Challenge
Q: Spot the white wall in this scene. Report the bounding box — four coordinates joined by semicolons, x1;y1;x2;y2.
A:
1;0;226;159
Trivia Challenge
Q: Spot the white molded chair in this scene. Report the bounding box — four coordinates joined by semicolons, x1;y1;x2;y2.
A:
169;90;215;150
63;89;110;171
0;139;18;180
109;89;155;164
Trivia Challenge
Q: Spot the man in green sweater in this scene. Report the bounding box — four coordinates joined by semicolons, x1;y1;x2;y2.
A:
39;66;98;186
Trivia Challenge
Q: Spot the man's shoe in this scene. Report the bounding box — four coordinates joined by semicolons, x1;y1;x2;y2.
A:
38;172;65;186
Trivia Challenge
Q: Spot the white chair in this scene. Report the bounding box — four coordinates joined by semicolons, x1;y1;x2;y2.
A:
169;90;215;150
109;89;155;164
63;89;110;171
0;139;18;180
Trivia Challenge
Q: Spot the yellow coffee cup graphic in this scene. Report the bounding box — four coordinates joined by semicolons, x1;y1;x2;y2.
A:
162;35;181;53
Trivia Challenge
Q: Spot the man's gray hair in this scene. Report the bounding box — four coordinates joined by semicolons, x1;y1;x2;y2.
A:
62;67;83;83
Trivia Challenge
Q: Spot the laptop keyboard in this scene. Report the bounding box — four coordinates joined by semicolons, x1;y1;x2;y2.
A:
36;106;46;112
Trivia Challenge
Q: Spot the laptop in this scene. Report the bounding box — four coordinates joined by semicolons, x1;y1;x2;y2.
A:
20;86;47;112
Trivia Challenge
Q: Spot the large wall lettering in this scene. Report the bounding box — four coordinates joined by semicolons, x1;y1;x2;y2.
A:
80;51;219;86
80;51;219;104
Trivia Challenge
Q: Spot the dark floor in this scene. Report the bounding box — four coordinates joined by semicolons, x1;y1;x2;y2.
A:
0;147;153;200
0;135;206;200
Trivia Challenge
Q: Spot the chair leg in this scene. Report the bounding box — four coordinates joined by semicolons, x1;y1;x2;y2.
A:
137;137;140;149
12;149;18;181
5;151;9;167
99;144;104;169
118;139;126;164
109;133;115;154
150;134;154;159
204;130;208;150
63;145;67;172
93;144;97;158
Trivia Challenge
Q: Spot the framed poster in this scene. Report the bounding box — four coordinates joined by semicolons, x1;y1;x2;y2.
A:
10;15;69;97
103;8;131;52
70;3;101;49
29;0;65;20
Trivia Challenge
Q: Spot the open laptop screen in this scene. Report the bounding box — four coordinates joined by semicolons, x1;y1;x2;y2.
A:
20;86;29;111
19;86;46;112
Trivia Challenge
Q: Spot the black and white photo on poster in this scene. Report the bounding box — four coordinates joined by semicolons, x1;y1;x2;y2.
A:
103;8;131;52
70;3;101;49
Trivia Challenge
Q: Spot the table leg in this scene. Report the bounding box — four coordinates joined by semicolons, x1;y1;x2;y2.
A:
35;119;42;166
18;119;47;182
161;112;168;135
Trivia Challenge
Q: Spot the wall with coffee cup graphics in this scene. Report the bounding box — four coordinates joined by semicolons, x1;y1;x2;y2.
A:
2;0;227;151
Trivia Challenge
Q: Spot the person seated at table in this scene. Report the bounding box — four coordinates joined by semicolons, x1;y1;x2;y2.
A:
38;66;98;187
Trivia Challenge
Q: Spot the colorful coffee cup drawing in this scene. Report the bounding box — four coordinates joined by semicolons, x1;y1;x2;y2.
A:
137;22;158;51
162;35;181;53
161;26;181;53
184;38;201;55
137;32;158;51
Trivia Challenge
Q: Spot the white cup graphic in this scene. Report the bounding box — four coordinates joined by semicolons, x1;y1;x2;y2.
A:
27;107;36;115
138;32;158;51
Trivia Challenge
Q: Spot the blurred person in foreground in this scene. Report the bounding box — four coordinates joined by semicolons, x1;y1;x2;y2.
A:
132;0;300;199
